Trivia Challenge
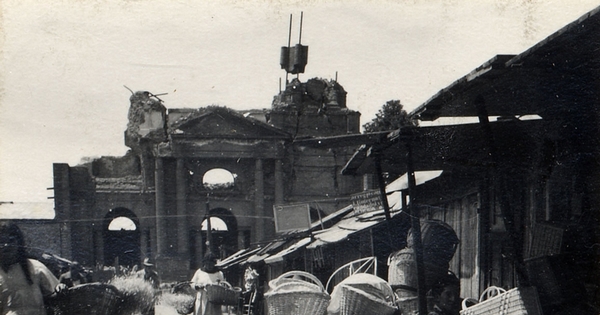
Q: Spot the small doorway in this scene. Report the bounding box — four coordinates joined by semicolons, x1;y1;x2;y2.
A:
103;207;141;267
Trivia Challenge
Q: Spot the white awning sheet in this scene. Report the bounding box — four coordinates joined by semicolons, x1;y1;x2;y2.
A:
307;208;401;249
385;170;443;193
264;237;312;264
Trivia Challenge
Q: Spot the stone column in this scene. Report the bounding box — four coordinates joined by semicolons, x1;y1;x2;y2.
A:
176;159;189;255
274;159;284;205
254;159;265;242
155;158;168;257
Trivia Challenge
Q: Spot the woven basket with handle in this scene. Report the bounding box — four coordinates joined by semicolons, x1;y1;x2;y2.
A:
265;271;330;315
460;286;542;315
47;282;123;315
338;284;397;315
205;281;242;306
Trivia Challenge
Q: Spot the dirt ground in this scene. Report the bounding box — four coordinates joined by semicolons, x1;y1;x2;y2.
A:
155;303;180;315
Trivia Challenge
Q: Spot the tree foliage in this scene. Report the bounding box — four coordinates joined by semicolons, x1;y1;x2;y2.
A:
362;100;417;132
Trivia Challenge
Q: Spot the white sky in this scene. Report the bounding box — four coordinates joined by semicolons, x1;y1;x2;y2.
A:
1;0;599;206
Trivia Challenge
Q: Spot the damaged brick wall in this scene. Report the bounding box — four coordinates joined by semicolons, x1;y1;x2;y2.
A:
124;91;168;153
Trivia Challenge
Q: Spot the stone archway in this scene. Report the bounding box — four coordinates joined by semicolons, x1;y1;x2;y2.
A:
201;207;238;259
103;207;141;267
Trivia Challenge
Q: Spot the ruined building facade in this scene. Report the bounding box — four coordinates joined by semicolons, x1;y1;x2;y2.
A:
53;78;362;280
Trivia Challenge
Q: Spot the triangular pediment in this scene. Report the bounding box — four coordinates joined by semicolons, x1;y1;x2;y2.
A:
170;107;290;139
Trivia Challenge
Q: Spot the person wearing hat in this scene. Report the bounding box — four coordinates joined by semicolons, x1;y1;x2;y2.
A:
141;257;160;289
139;257;160;315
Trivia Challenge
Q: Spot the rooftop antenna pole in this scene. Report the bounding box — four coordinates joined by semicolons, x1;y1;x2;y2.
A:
335;71;338;82
288;14;293;47
297;12;304;80
286;14;292;85
298;11;303;44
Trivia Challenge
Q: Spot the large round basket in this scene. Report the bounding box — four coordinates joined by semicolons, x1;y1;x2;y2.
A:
48;282;123;315
407;219;459;264
265;271;330;315
338;284;397;315
205;281;242;306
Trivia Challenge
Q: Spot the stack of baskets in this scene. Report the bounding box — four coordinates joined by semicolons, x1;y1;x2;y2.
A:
205;281;242;306
460;286;543;315
265;271;330;315
329;273;397;315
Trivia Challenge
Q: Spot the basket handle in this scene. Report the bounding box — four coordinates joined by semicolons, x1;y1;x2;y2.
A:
461;297;478;310
479;286;506;302
219;280;232;289
274;271;325;291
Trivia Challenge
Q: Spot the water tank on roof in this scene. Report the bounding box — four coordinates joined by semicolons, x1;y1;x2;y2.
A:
280;44;308;74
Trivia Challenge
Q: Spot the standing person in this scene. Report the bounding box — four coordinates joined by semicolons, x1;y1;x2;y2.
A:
0;221;66;315
428;272;461;315
241;266;261;315
191;252;225;315
141;257;160;290
138;257;160;315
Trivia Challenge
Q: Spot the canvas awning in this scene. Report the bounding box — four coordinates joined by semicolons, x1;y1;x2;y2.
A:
243;240;287;264
307;206;403;249
216;247;261;269
385;170;443;193
264;237;312;264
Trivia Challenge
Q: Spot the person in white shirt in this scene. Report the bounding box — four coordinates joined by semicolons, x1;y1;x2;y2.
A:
191;252;225;315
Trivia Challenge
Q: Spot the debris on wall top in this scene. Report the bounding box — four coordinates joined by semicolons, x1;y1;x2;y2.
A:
272;77;347;112
124;90;168;152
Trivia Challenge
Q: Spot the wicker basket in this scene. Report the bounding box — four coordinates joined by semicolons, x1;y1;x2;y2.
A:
388;248;417;288
338;285;397;315
395;296;419;315
48;283;123;315
460;286;542;315
205;281;242;306
265;271;330;315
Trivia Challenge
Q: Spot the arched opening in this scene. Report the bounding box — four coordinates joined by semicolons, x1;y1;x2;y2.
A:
201;207;238;259
202;168;236;190
201;217;229;231
103;208;141;267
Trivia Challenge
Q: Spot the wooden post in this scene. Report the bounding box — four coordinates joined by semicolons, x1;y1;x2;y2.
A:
475;95;529;286
405;141;428;315
374;152;392;221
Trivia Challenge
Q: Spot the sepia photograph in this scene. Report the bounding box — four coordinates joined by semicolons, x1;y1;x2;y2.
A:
0;1;599;314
